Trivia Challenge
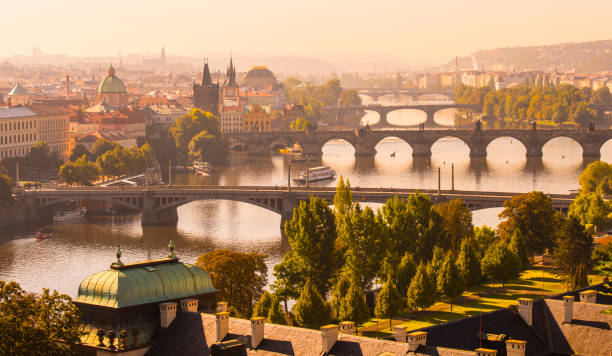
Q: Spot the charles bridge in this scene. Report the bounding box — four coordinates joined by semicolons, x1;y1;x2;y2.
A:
18;186;576;241
230;125;612;159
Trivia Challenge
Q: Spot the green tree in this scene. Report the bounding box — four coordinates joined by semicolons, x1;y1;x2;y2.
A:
374;278;402;330
333;175;354;259
481;242;521;289
569;192;612;233
590;86;612;104
406;263;436;312
266;295;286;325
474;225;497;258
509;231;530;270
338;280;369;332
252;290;274;318
69;144;91;162
195;249;267;318
273;196;337;297
592;243;612;277
329;271;352;316
188;130;228;165
434;198;474;252
170;108;223;164
396;252;417;297
553;217;593;290
436;254;463;311
24;142;61;170
339;89;362;106
579;161;612;195
0;173;12;202
552;103;569;124
292;280;330;329
0;280;82;356
59;155;99;186
571;102;597;127
90;139;120;160
497;191;559;255
457;237;482;286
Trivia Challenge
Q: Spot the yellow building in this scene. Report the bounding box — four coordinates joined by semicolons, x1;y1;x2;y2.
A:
242;104;271;132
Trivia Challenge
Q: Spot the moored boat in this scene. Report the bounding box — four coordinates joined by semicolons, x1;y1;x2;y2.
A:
52;207;87;223
293;166;336;183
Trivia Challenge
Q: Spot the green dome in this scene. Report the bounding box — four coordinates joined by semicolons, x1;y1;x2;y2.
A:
98;65;126;94
75;258;216;308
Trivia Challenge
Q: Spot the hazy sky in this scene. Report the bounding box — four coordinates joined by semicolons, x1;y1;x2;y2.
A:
2;0;612;65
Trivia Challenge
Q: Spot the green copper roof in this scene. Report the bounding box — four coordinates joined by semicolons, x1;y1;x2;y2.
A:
8;82;28;95
75;258;216;308
98;65;126;94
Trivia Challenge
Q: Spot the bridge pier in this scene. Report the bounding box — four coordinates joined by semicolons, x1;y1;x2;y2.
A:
469;143;487;158
424;110;436;127
412;142;433;158
141;191;178;226
525;144;543;158
354;143;377;157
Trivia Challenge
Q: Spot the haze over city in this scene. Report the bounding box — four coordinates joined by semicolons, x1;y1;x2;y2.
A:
3;0;612;66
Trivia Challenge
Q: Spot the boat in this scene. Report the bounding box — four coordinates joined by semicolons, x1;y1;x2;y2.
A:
35;231;54;240
52;207;87;223
293;166;336;183
192;160;212;173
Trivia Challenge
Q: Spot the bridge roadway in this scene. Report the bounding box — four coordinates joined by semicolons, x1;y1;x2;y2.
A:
349;88;455;101
20;186;576;241
229;126;612;159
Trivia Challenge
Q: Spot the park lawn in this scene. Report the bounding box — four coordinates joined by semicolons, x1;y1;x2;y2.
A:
358;267;606;337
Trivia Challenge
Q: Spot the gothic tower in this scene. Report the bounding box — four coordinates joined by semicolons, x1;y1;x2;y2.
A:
193;59;219;116
222;55;239;100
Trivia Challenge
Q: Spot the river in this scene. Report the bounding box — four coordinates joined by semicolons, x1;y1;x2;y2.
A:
1;97;610;297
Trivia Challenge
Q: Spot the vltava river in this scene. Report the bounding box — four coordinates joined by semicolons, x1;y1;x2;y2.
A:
1;99;611;297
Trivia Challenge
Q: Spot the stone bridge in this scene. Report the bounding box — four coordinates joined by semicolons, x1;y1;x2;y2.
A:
20;186;576;242
350;88;455;101
229;126;612;159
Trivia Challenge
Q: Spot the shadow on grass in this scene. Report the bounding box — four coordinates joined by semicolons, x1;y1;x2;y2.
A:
525;277;562;284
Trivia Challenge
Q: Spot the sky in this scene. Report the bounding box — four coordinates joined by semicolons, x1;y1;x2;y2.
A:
2;0;612;65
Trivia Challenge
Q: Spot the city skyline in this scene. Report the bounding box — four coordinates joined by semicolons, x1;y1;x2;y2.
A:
3;0;612;66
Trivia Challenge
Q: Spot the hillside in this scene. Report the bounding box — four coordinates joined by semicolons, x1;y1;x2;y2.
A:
432;40;612;73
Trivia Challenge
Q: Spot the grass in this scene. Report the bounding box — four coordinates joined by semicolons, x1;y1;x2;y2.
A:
357;267;606;338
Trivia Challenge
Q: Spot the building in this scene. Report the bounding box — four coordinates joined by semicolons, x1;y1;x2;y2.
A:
242;104;271;132
97;65;128;108
219;105;244;133
75;130;137;149
0;105;70;160
221;57;240;107
141;104;188;128
72;243;217;355
193;60;219;116
7;82;30;106
242;66;277;90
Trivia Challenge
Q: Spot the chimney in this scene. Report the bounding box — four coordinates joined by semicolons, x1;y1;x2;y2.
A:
159;302;177;328
215;312;230;342
563;295;574;324
217;301;228;312
475;348;497;356
393;325;407;343
250;317;265;349
339;321;354;335
66;75;70;100
579;290;597;303
406;331;427;352
180;298;198;313
320;324;339;354
506;339;526;356
517;298;533;326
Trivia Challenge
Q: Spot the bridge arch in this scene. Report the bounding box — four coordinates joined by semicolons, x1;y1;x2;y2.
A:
386;108;427;126
154;196;283;215
362;109;382;126
431;135;473;158
38;196;141;211
541;135;584;155
485;135;529;153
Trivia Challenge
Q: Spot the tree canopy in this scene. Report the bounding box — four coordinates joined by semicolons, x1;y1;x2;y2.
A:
579;161;612;195
553;217;593;290
481;242;521;289
292;280;330;329
188;130;228;165
170;108;225;164
434;198;474;252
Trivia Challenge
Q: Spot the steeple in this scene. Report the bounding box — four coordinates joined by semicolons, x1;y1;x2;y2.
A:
226;54;237;87
201;58;213;86
108;64;116;77
161;46;166;63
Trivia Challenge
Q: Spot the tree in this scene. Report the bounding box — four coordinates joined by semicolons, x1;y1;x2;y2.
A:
252;290;273;318
0;280;82;356
590;86;612;105
195;249;267;318
406;263;436;312
0;173;12;202
553;217;593;290
69;144;91;162
338;280;369;332
579;161;612;195
457;237;482;286
436;254;463;311
289;117;312;132
58;155;99;186
375;278;402;330
266;295;286;325
552;103;569;124
509;231;530;270
273;196;337;297
474;225;497;258
339;89;362;106
24;142;61;170
568;192;612;233
497;191;559;255
481;242;521;289
330;270;352;316
571;102;597;127
90;139;120;160
188;130;228;165
292;280;330;329
592;243;612;277
170;108;223;163
434;199;474;252
395;252;417;297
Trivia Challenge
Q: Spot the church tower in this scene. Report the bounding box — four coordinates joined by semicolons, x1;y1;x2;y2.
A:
161;46;166;64
193;59;219;116
222;55;239;105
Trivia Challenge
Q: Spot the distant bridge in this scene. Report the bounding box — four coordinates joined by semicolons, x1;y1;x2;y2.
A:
348;88;455;101
230;126;612;159
20;186;576;241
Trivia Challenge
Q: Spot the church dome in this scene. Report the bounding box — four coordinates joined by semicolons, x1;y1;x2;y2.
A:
244;66;274;81
75;256;217;308
98;65;127;94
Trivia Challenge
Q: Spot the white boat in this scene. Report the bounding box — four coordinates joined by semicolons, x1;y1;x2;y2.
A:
53;207;87;223
293;166;336;183
192;161;212;173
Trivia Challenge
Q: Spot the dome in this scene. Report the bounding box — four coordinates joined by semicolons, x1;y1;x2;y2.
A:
98;65;126;94
8;82;28;96
244;66;275;80
75;257;217;308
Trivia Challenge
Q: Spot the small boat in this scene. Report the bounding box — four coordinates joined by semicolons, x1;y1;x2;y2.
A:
390;151;396;157
53;207;87;223
192;160;212;173
35;231;54;240
293;166;336;183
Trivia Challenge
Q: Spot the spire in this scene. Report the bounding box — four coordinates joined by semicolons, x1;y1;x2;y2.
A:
201;58;213;86
226;53;237;87
108;64;116;77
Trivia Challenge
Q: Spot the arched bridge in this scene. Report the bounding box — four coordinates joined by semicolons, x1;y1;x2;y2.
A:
229;127;612;159
351;88;455;101
20;186;576;241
